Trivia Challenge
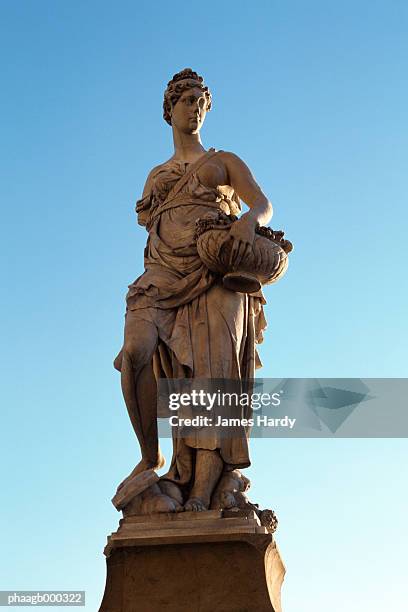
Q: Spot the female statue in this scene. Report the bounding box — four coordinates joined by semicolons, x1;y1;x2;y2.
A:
114;68;280;513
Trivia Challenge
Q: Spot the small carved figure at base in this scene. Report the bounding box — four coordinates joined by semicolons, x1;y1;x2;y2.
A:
211;469;278;533
210;469;251;510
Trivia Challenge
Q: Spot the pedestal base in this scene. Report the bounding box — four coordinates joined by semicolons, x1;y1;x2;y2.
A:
99;511;285;612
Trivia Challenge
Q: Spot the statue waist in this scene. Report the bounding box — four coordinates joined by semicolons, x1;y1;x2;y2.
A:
147;197;226;229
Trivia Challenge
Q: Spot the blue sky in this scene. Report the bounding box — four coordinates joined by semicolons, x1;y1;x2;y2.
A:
1;1;407;610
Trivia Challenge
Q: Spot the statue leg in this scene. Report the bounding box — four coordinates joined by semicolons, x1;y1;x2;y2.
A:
184;449;223;511
183;286;248;511
117;309;164;490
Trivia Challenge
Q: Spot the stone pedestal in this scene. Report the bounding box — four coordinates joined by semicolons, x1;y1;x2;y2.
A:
99;510;285;612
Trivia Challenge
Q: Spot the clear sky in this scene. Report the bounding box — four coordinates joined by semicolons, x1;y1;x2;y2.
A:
1;1;407;611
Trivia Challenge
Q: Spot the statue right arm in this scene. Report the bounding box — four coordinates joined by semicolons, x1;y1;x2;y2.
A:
135;164;162;227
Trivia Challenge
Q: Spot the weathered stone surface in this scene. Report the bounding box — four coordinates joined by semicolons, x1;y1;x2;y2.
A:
99;512;285;612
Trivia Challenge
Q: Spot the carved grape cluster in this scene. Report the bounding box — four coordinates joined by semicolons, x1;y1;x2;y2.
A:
195;213;293;255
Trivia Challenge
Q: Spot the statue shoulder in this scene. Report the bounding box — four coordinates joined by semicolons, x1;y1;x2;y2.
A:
217;150;247;167
141;160;171;196
216;151;255;185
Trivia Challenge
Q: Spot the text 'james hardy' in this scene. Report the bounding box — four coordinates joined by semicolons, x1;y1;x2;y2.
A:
169;415;297;429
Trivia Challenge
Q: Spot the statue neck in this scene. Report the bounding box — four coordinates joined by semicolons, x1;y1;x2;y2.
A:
172;128;206;162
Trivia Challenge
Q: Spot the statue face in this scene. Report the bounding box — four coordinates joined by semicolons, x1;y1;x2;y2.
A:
170;87;208;134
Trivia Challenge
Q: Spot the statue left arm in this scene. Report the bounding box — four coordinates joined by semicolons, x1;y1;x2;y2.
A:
222;152;273;267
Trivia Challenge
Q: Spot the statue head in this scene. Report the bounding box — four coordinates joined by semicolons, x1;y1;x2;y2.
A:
163;68;212;133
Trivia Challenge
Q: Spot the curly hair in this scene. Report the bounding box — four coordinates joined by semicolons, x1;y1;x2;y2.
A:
163;68;212;126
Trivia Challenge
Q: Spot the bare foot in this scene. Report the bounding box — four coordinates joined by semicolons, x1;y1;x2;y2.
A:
184;497;208;512
116;453;165;492
183;449;223;512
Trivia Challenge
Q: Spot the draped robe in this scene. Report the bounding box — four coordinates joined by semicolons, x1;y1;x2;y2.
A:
125;150;267;485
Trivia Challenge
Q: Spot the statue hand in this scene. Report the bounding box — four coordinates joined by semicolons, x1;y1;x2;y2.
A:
228;216;256;269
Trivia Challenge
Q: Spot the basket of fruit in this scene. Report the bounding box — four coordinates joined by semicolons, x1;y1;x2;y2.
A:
195;212;292;294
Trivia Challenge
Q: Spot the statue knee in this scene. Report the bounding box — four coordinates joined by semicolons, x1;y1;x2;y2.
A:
113;350;123;372
122;340;151;371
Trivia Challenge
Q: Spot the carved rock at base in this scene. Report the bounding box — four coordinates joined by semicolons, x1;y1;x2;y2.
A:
115;468;278;535
111;469;158;510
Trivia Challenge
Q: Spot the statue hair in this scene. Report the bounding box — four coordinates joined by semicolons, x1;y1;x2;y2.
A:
163;68;212;125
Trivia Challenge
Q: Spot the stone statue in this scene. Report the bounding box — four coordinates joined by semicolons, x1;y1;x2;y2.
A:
112;68;291;518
